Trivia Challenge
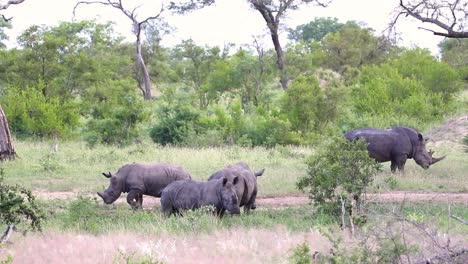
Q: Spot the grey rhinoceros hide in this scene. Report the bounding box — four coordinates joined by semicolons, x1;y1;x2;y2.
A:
97;163;191;209
344;127;445;172
208;162;265;212
160;178;241;217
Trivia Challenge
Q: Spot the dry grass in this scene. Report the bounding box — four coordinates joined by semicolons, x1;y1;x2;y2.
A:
1;227;330;264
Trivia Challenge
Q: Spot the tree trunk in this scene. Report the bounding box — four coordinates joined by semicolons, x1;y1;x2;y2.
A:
270;30;288;90
135;28;153;100
0;225;14;244
0;105;16;161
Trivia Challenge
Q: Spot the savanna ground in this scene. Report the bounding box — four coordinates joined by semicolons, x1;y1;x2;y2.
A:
1;115;467;263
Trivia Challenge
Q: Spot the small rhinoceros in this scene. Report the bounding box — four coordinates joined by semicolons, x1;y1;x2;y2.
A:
208;162;265;213
344;127;446;172
160;178;241;217
97;163;191;209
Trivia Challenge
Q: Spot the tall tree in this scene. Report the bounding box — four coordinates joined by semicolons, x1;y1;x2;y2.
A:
288;16;344;42
247;0;330;90
392;0;468;38
74;1;164;100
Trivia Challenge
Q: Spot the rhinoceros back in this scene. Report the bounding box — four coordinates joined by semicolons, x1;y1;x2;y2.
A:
122;163;191;197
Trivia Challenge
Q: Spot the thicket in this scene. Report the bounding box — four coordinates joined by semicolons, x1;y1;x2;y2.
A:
0;20;465;147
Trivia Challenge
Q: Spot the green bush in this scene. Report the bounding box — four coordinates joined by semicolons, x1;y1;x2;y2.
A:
83;81;150;146
288;242;312;264
150;103;201;146
0;83;80;138
296;137;381;215
0;169;46;240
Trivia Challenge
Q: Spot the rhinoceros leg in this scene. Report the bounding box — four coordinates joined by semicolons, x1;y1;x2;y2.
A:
391;155;407;173
127;189;143;209
244;189;258;213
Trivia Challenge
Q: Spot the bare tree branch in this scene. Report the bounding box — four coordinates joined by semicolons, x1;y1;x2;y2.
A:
390;0;468;39
0;0;25;21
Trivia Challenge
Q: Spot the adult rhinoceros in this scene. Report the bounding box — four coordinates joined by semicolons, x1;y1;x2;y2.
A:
344;127;445;172
97;163;191;209
208;162;265;213
160;178;241;217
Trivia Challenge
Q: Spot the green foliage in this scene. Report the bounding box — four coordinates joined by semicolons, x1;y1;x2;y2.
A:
347;56;460;130
288;17;345;42
281;75;344;133
297;137;381;213
0;168;46;235
149;94;201;145
0;83;80;138
288;242;312;264
83;80;150;146
320;22;395;78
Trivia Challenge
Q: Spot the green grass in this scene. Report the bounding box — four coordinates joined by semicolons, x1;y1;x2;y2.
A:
38;197;334;235
2;136;467;196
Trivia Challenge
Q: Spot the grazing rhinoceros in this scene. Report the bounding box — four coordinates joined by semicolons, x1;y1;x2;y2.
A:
344;127;446;172
160;178;241;217
97;163;191;209
208;162;265;213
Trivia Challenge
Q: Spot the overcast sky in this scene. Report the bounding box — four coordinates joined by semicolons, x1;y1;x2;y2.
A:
2;0;444;56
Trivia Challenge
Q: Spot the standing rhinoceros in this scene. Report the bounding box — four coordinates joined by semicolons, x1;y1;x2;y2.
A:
97;163;191;209
208;162;265;213
344;127;445;172
160;178;241;217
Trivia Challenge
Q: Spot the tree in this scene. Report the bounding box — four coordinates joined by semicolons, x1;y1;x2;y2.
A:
0;104;15;160
247;0;330;90
0;0;25;22
320;22;395;80
288;16;344;42
74;1;165;100
392;0;468;38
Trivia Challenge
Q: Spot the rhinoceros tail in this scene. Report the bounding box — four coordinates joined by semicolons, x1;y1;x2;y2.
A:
255;168;265;177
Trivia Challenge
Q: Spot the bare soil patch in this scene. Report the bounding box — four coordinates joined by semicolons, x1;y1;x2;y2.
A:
34;190;468;209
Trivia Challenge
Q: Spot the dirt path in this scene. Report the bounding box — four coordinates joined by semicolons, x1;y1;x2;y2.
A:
34;191;468;209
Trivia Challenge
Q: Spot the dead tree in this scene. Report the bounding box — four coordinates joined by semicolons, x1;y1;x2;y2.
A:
391;0;468;39
0;104;16;160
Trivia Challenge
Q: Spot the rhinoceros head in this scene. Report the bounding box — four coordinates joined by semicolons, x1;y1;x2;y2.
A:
97;172;123;204
413;134;446;169
220;177;241;215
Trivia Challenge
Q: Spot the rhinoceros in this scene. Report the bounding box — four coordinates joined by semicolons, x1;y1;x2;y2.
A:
160;178;241;217
208;162;265;213
344;127;446;172
97;163;191;209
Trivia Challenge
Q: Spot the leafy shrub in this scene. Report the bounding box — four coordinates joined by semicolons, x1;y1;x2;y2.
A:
0;83;80;138
0;168;46;242
150;103;201;146
83;81;150;146
281;74;345;134
296;137;381;216
288;242;312;264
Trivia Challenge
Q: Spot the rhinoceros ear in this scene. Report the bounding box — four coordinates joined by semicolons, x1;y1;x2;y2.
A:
255;168;265;177
418;133;424;142
102;172;112;178
232;176;239;185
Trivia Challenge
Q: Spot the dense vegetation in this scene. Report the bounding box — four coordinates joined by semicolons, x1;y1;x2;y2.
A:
0;18;466;147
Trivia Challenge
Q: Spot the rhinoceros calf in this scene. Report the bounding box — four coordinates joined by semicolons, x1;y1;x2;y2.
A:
344;127;445;172
208;162;265;213
160;178;241;217
97;163;191;209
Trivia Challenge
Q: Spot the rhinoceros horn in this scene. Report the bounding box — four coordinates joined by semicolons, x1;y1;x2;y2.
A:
428;150;446;165
102;172;112;178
